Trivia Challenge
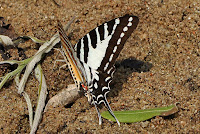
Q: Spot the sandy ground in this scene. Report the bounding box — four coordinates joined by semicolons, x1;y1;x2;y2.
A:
0;0;199;133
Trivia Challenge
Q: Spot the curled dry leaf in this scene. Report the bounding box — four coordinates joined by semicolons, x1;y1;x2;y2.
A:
0;17;18;60
0;35;14;46
0;17;18;40
44;84;80;112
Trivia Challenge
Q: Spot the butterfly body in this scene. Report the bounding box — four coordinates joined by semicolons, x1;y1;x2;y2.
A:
58;15;139;126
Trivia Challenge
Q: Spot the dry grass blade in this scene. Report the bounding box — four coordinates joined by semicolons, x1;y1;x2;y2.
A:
30;64;48;134
22;91;33;128
17;34;60;94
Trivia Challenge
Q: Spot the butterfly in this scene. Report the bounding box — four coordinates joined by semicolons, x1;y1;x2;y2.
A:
58;14;139;126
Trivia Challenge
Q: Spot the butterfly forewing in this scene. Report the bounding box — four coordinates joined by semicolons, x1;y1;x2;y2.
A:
75;15;139;72
58;22;87;89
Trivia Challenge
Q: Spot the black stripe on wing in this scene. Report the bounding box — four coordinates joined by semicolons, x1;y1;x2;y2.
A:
89;30;97;48
107;19;115;36
98;23;105;41
76;41;81;59
83;36;89;63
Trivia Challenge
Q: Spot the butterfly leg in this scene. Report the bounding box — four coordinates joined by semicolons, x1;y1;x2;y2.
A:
53;48;67;67
53;48;70;73
94;103;102;125
103;97;120;126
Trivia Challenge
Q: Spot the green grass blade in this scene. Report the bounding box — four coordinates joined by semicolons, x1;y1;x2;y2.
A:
101;105;178;123
0;57;32;90
0;64;26;89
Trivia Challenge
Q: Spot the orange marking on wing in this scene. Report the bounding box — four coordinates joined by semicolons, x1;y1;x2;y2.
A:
61;37;83;83
58;21;87;89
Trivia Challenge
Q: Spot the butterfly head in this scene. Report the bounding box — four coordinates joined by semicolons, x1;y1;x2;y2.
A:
81;83;94;104
81;83;88;91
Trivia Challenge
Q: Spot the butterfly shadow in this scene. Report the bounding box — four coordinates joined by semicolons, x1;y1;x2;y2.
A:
108;57;153;99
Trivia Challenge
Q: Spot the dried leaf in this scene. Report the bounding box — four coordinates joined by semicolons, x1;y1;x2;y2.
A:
44;84;80;112
0;35;14;46
0;17;18;40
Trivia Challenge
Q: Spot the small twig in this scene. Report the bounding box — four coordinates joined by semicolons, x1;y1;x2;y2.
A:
51;0;61;7
63;16;76;31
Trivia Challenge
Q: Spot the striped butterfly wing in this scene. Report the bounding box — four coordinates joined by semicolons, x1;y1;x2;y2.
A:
58;22;87;90
74;15;139;125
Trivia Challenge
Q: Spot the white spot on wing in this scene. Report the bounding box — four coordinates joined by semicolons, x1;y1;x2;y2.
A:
95;27;100;43
128;17;133;22
97;94;103;101
117;38;121;45
123;26;128;32
93;100;97;104
115;18;120;24
91;69;99;81
107;67;112;74
92;94;96;99
104;23;108;38
94;82;98;89
113;46;117;53
111;68;115;77
109;53;114;62
127;22;132;27
95;75;99;81
105;76;111;82
102;87;108;91
120;33;125;38
98;100;105;104
104;62;109;71
80;38;84;62
89;87;93;92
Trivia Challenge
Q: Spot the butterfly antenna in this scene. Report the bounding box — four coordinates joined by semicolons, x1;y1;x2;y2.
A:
103;97;120;126
94;103;102;125
63;16;76;31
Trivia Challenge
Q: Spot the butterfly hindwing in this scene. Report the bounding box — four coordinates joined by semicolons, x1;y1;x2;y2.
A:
91;66;115;104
